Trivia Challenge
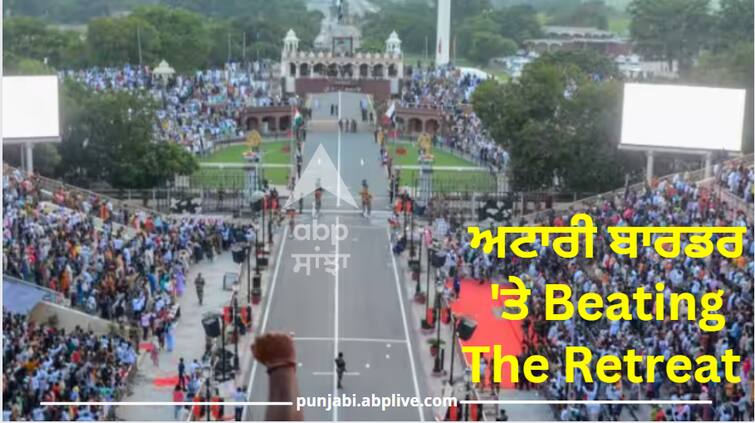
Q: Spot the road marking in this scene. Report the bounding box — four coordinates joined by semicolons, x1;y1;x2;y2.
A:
313;371;360;376
333;214;340;421
244;225;289;420
386;227;425;421
294;337;407;344
337;91;342;207
319;209;391;216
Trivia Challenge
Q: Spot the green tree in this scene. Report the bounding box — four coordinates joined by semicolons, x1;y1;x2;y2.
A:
58;80;198;188
87;15;160;66
548;0;610;29
456;5;541;63
714;0;754;51
3;17;86;70
3;54;56;75
130;6;211;71
467;32;517;65
690;42;754;153
472;58;641;192
628;0;712;73
537;50;622;79
362;1;436;56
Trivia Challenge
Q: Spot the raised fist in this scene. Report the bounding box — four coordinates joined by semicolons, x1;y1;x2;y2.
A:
252;332;296;370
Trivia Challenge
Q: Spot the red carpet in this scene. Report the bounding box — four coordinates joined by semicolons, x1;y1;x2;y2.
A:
446;278;524;389
153;375;180;388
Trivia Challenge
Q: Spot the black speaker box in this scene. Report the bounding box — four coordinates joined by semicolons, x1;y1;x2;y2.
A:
457;318;477;341
202;315;221;338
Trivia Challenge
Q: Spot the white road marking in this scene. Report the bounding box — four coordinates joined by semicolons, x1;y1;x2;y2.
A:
244;225;289;420
360;158;364;166
387;227;425;421
337;91;342;207
313;371;360;376
333;215;340;421
294;337;407;344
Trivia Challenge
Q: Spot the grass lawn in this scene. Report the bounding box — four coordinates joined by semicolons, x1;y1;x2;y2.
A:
387;141;498;193
194;140;292;188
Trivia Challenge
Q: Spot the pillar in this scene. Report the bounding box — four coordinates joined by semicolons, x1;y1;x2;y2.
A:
25;143;34;174
435;0;451;66
704;152;713;179
646;150;654;184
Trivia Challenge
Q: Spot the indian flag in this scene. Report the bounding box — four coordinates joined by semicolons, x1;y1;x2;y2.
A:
293;108;304;128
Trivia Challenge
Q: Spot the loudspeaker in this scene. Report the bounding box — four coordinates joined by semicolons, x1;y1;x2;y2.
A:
202;315;221;338
231;243;246;264
431;251;445;268
253;274;261;290
457;318;477;341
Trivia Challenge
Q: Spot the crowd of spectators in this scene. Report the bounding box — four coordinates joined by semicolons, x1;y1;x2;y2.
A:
431;173;753;421
718;161;754;204
398;66;508;171
60;61;282;154
2;167;254;329
3;311;138;421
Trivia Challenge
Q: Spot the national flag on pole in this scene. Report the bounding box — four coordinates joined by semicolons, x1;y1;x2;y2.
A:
293;107;304;128
384;101;396;126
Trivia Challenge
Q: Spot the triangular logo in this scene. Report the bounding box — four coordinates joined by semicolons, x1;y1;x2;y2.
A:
285;144;358;208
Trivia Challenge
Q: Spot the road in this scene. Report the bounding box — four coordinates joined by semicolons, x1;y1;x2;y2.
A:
245;92;430;420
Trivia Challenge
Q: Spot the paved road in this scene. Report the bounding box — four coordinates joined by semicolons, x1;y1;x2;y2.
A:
118;252;240;421
246;92;430;420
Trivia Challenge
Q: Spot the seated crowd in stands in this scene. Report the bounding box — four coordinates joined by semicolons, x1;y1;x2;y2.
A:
3;311;137;421
60;61;284;154
432;173;753;421
2;168;254;332
399;65;507;170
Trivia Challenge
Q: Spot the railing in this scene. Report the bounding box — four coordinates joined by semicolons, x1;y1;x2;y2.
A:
8;165;163;219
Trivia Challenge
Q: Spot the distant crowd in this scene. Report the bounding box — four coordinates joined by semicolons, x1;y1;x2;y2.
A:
719;161;754;204
399;66;508;171
60;61;282;154
2;168;256;329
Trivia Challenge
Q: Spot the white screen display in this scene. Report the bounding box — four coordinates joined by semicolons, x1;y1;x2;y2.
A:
2;76;61;141
620;83;745;152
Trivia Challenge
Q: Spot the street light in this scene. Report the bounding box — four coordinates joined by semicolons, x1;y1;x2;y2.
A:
448;313;458;385
432;281;444;374
245;243;252;304
425;247;434;320
232;284;240;371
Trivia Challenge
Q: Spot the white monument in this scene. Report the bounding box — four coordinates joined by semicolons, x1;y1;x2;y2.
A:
435;0;451;66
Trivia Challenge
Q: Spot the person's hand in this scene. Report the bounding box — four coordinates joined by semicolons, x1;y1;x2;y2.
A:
252;332;296;371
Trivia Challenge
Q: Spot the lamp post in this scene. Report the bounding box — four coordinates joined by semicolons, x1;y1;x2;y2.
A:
246;244;252;304
414;230;422;297
202;364;212;421
448;314;457;385
425;247;434;318
409;202;416;259
432;282;444;374
220;309;227;381
232;284;240;371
